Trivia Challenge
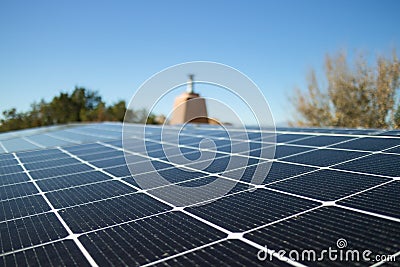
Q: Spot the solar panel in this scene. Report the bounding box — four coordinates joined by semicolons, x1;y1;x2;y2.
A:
0;122;399;266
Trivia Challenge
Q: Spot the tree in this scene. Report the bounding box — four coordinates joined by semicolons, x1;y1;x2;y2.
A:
107;100;126;122
290;50;400;128
29;102;43;128
0;87;162;132
50;92;74;123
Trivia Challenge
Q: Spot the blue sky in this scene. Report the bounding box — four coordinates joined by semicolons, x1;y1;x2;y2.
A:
1;0;399;125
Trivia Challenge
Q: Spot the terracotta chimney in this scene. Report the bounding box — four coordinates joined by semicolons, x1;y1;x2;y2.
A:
169;75;209;125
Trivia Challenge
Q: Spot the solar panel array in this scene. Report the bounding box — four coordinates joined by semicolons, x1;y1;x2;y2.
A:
0;122;399;266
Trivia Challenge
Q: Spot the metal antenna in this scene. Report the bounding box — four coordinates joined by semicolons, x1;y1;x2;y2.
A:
186;74;194;93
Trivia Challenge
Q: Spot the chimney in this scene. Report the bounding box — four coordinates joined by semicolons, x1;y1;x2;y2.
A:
169;75;209;125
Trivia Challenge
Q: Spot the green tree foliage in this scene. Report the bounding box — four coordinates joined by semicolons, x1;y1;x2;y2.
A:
290;50;400;128
1;108;27;131
124;108;159;125
107;100;127;122
0;87;132;132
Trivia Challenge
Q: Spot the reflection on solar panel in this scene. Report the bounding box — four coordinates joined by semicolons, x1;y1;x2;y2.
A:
0;122;399;266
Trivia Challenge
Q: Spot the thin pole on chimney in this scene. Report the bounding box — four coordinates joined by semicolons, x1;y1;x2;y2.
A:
186;74;194;94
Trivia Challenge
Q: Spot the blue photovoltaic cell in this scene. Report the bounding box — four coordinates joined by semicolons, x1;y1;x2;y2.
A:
27;134;73;147
0;213;68;254
0;154;15;161
330;137;400;151
334;153;400;177
17;148;64;158
65;146;114;156
0;182;39;201
130;160;175;173
162;151;202;162
17;150;69;163
0;157;18;166
23;157;81;170
130;168;207;189
29;164;93;179
78;151;124;161
1;240;91;267
91;155;141;168
79;212;226;266
187;155;260;173
52;130;105;143
148;176;254;206
282;149;367;167
0;195;50;221
45;180;136;209
0;172;30;186
1;138;41;152
64;143;107;152
338;181;400;219
186;188;319;232
274;145;313;159
276;134;311;143
59;193;172;233
289;135;355;147
267;169;390;201
0;164;23;175
220;161;317;184
103;165;132;177
277;127;381;135
36;171;112;191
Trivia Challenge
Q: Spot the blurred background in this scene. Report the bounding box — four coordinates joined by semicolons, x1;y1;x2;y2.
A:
1;0;399;130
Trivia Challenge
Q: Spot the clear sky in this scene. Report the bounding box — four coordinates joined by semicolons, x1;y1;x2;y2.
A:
1;0;399;125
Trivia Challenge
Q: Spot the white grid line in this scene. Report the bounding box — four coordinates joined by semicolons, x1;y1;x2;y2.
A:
21;136;46;149
44;132;82;144
0;141;9;153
